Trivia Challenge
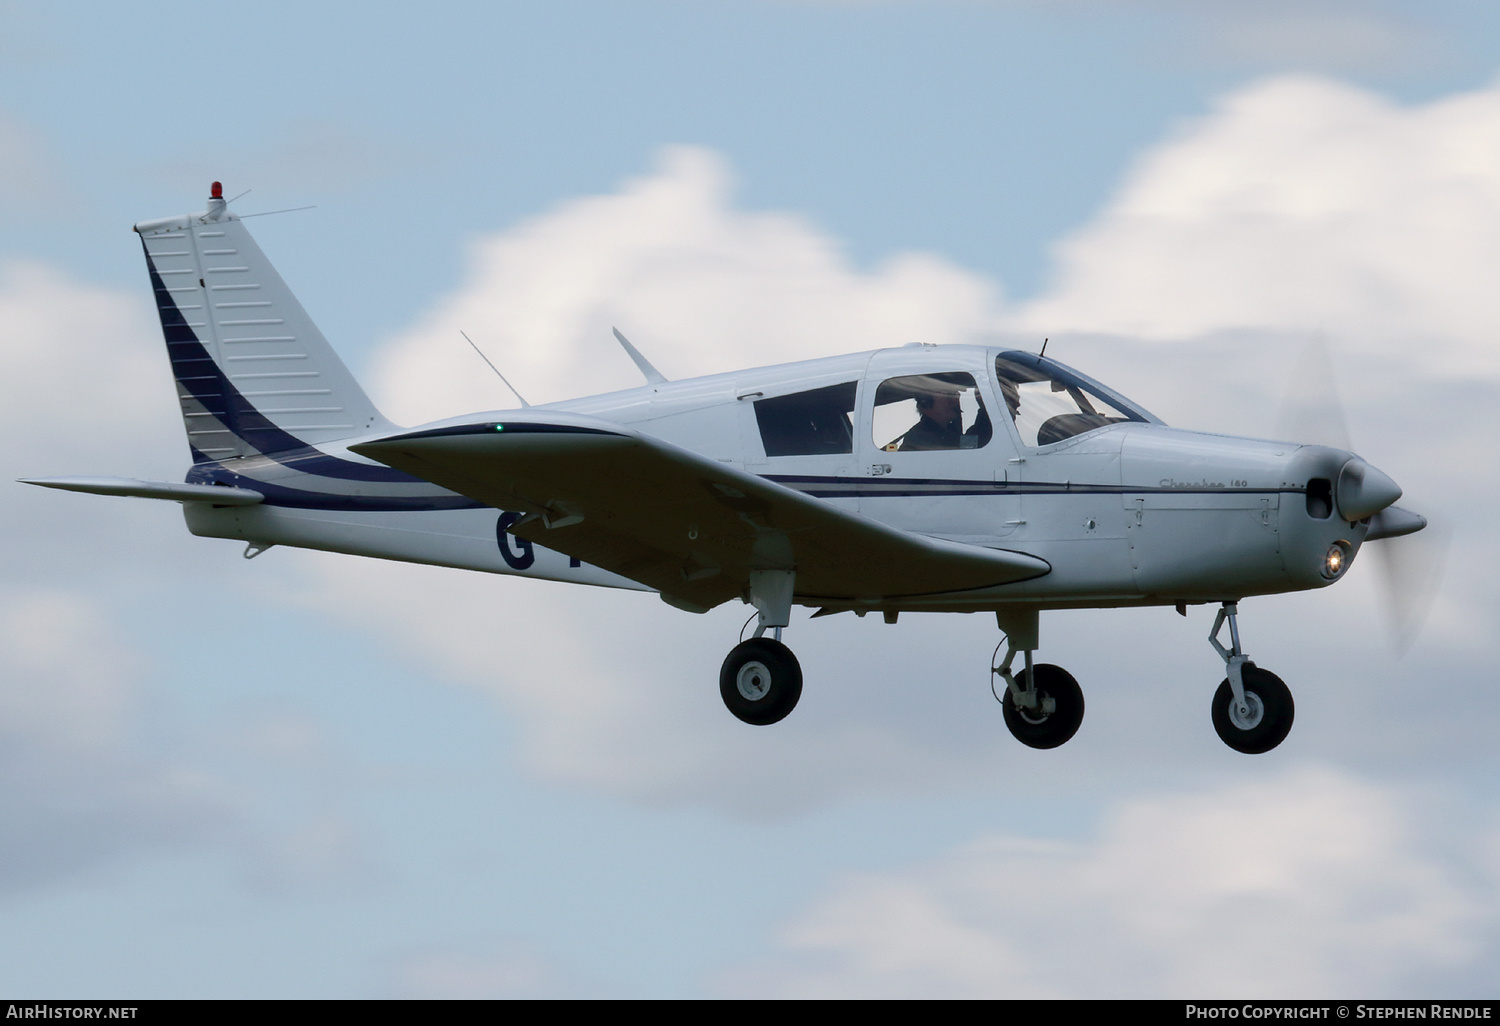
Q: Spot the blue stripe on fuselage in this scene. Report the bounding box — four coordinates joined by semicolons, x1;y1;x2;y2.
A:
185;457;485;511
764;474;1295;499
144;243;315;461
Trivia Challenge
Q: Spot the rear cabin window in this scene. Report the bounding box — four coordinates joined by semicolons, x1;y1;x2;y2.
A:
754;381;858;457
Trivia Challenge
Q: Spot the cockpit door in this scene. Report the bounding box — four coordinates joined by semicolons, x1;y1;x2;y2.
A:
857;349;1023;540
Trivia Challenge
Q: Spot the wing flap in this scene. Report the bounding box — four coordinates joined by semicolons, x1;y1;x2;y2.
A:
351;416;1049;610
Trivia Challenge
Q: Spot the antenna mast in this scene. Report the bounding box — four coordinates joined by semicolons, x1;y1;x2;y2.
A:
461;331;530;408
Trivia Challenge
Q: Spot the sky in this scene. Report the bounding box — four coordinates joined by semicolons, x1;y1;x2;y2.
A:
2;0;1499;999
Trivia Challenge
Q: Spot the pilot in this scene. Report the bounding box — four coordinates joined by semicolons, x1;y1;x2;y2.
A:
899;390;963;451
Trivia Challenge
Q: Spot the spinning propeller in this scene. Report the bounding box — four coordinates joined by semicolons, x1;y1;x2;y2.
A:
1274;339;1448;655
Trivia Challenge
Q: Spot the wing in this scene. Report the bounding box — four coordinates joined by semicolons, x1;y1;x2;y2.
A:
350;413;1049;612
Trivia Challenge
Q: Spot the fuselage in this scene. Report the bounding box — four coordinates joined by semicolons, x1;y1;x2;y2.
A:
184;342;1372;613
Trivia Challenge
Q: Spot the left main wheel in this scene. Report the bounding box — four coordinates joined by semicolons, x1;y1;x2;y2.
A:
720;638;803;726
1001;663;1085;749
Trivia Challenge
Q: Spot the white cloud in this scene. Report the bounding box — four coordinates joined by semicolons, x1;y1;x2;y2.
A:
0;260;175;468
1018;75;1500;379
369;146;1002;424
0;581;385;897
727;768;1496;997
0;589;140;748
0;259;194;582
0;262;379;892
0;260;236;886
0;587;226;892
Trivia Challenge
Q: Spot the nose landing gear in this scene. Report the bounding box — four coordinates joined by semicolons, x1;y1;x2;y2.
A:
1208;602;1294;754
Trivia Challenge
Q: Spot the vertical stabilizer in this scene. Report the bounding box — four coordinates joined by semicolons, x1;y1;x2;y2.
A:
134;184;394;462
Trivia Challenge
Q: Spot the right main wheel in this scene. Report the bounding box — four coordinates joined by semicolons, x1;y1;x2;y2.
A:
719;638;803;726
1002;663;1084;749
1211;664;1294;754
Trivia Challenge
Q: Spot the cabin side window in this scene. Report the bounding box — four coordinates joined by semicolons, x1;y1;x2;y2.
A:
871;372;991;452
754;381;858;457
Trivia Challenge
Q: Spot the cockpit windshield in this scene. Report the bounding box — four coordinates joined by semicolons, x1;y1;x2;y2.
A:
993;350;1160;448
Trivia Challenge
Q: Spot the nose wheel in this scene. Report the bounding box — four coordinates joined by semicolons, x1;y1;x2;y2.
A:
1211;664;1294;754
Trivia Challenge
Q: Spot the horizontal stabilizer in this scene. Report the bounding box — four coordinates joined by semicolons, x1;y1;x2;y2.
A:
351;413;1049;612
19;476;264;505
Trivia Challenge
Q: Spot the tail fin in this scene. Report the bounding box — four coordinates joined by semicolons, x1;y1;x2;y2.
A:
134;183;395;462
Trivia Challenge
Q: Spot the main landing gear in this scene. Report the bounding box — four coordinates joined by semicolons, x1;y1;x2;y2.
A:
989;609;1086;749
1208;601;1294;754
719;569;803;726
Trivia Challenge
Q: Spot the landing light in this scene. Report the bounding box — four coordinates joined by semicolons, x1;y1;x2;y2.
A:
1323;543;1348;579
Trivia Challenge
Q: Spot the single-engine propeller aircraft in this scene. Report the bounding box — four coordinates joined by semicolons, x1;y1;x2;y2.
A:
23;185;1429;754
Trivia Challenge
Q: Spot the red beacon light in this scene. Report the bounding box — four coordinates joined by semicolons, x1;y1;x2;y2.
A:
210;181;223;199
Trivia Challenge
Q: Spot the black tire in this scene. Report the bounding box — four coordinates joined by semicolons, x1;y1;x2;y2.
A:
719;638;803;726
1211;664;1294;754
1001;663;1084;749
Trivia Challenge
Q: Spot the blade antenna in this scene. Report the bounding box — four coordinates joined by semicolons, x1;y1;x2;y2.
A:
1039;337;1049;358
461;331;530;408
612;327;668;385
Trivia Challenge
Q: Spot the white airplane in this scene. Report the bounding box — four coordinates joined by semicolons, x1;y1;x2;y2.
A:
23;184;1428;754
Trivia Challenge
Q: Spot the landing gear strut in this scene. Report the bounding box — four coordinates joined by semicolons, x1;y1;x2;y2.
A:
1208;602;1294;754
990;610;1085;749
